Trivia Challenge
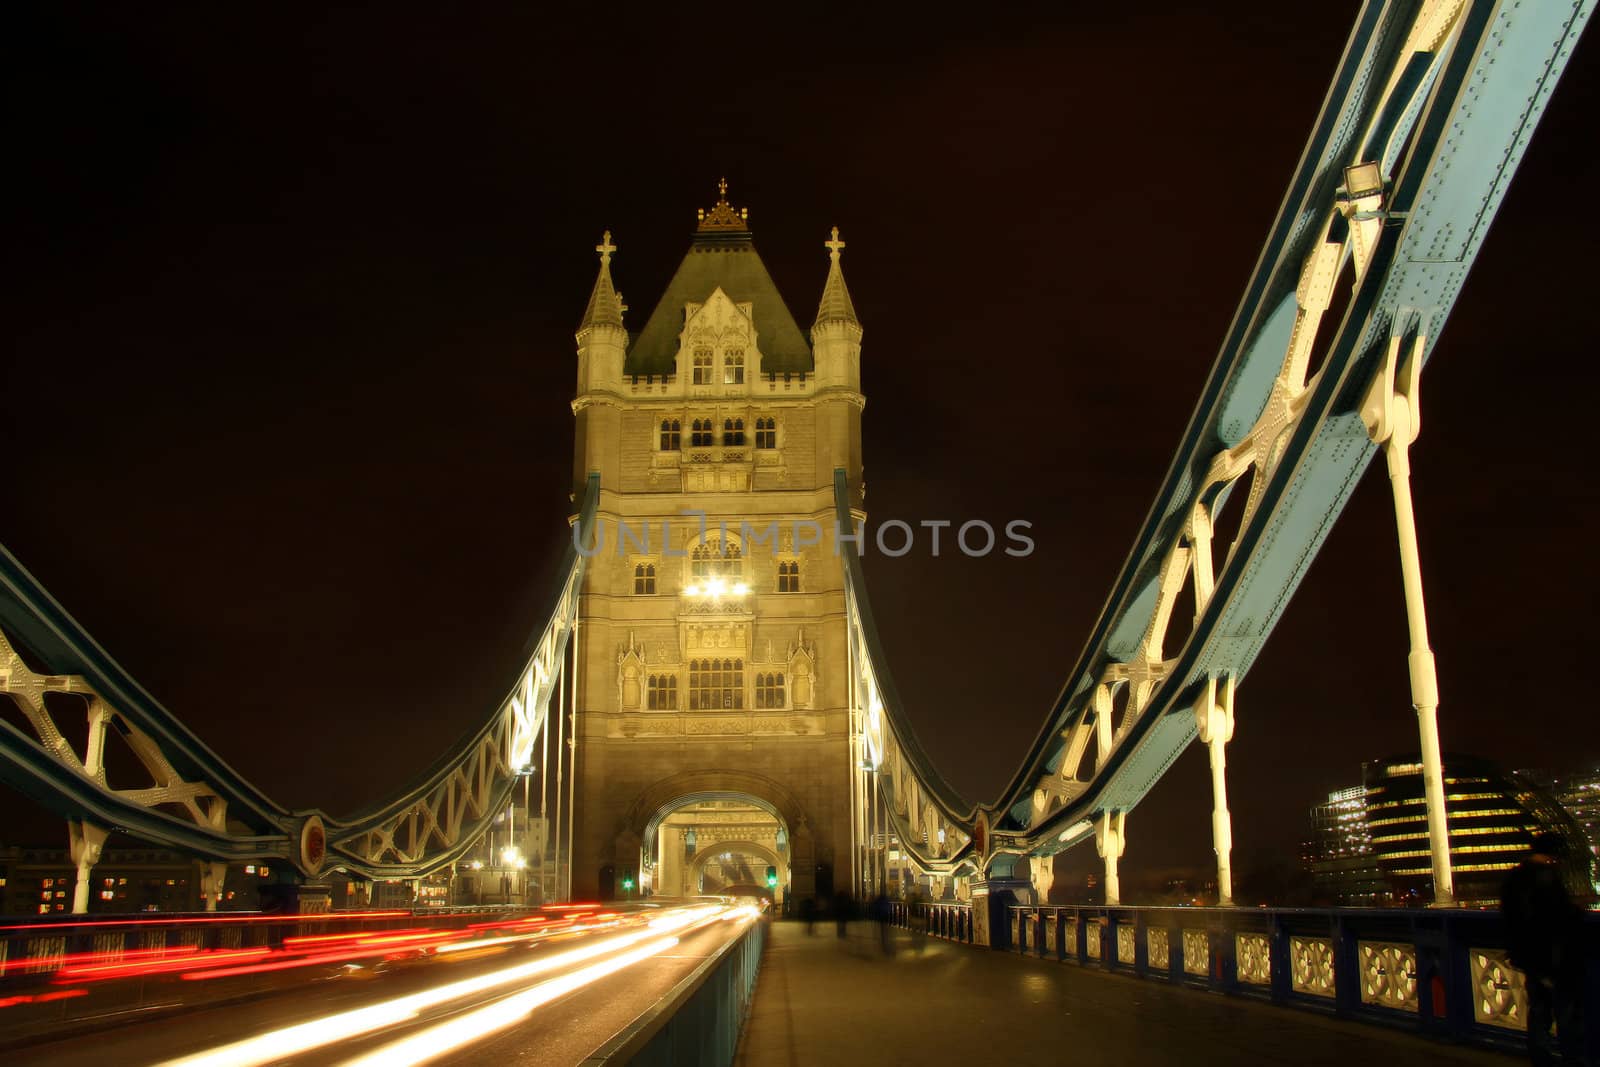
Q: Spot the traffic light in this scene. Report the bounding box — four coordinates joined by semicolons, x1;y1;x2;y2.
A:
621;875;635;893
765;865;777;889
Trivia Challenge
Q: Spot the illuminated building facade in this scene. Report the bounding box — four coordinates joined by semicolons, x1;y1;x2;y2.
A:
1304;785;1389;906
1363;754;1593;907
0;846;203;914
567;184;863;902
1518;764;1600;895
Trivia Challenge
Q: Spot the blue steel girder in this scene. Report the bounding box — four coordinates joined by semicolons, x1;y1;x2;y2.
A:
0;474;600;881
994;0;1593;858
824;0;1592;875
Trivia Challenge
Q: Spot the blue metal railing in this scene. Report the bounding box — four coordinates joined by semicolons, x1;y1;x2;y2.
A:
889;899;1600;1053
977;903;1599;1053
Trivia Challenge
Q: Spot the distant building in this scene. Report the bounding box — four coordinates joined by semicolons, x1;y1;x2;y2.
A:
1518;765;1600;895
0;846;203;915
1303;785;1390;906
1364;754;1593;907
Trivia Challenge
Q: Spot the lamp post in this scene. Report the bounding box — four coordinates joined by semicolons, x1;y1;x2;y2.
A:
515;766;535;904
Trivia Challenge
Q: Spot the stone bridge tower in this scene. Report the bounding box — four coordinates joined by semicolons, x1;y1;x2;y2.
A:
568;182;864;902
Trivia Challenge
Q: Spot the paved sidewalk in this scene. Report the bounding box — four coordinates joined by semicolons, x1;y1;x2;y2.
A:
735;921;1515;1066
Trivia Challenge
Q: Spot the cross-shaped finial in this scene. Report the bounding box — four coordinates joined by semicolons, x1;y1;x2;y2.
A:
825;226;845;257
596;230;616;263
718;177;728;200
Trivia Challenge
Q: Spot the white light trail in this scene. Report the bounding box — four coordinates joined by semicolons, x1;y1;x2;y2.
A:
338;936;680;1066
159;905;726;1067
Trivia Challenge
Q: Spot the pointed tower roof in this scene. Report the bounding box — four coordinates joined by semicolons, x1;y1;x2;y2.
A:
812;226;860;331
577;230;625;334
624;181;814;376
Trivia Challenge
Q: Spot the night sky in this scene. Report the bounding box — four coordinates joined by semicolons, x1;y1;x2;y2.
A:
6;4;1597;887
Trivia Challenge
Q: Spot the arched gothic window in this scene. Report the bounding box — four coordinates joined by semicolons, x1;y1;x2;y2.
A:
659;419;681;451
722;418;745;446
723;348;745;385
693;347;714;385
776;560;799;592
689;658;744;710
756;672;786;709
755;417;776;449
691;539;742;580
647;674;678;710
691;418;715;447
633;562;656;595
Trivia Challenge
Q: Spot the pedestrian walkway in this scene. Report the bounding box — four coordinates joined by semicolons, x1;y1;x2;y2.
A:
734;921;1514;1066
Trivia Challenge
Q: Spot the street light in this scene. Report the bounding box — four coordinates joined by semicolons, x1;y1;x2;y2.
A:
682;578;749;600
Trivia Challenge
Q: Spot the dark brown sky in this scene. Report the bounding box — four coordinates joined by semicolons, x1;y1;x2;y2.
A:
5;3;1597;882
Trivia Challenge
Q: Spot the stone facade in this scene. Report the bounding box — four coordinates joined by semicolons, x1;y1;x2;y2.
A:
567;188;864;901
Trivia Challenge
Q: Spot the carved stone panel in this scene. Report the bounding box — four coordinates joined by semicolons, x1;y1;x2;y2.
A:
1236;933;1271;985
1358;940;1419;1013
1183;929;1209;977
1469;949;1527;1031
1290;936;1335;998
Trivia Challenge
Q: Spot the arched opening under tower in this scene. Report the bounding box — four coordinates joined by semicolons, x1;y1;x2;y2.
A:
640;793;789;907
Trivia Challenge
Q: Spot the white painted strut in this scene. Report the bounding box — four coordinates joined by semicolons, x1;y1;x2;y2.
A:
1095;810;1126;906
1194;676;1235;905
68;819;108;915
1361;330;1454;906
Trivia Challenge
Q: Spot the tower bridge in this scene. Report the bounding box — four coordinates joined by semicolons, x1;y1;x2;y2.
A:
1;0;1595;1061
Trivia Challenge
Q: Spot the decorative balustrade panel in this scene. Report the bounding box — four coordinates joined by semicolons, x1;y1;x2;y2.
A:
1236;933;1271;986
1289;936;1334;999
1147;927;1170;972
1468;949;1528;1032
1358;940;1419;1013
1183;929;1209;977
1117;924;1137;965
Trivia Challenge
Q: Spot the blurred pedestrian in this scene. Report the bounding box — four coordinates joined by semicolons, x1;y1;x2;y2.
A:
1501;832;1589;1066
906;887;927;953
832;889;852;938
870;891;892;955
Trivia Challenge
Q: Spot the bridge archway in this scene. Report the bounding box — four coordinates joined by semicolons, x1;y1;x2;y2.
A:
687;838;784;899
618;770;812;905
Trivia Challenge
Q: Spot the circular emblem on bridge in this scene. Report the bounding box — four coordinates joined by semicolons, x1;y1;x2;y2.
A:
298;815;328;876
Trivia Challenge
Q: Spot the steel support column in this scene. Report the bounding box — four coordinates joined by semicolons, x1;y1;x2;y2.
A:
1194;675;1236;905
68;819;108;915
1095;810;1125;907
1362;334;1453;905
565;615;579;902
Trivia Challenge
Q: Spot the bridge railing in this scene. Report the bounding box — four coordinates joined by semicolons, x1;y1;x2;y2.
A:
998;903;1600;1052
893;901;972;945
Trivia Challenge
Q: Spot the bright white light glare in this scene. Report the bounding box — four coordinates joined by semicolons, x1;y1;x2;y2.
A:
707;577;727;596
340;936;681;1067
731;582;750;595
157;913;717;1067
648;904;722;932
500;846;521;866
684;585;701;596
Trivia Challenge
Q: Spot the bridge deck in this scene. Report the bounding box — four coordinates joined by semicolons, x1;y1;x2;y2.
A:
737;921;1512;1066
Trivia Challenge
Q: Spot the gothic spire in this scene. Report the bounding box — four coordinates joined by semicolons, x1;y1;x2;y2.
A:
577;230;625;334
812;226;860;331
